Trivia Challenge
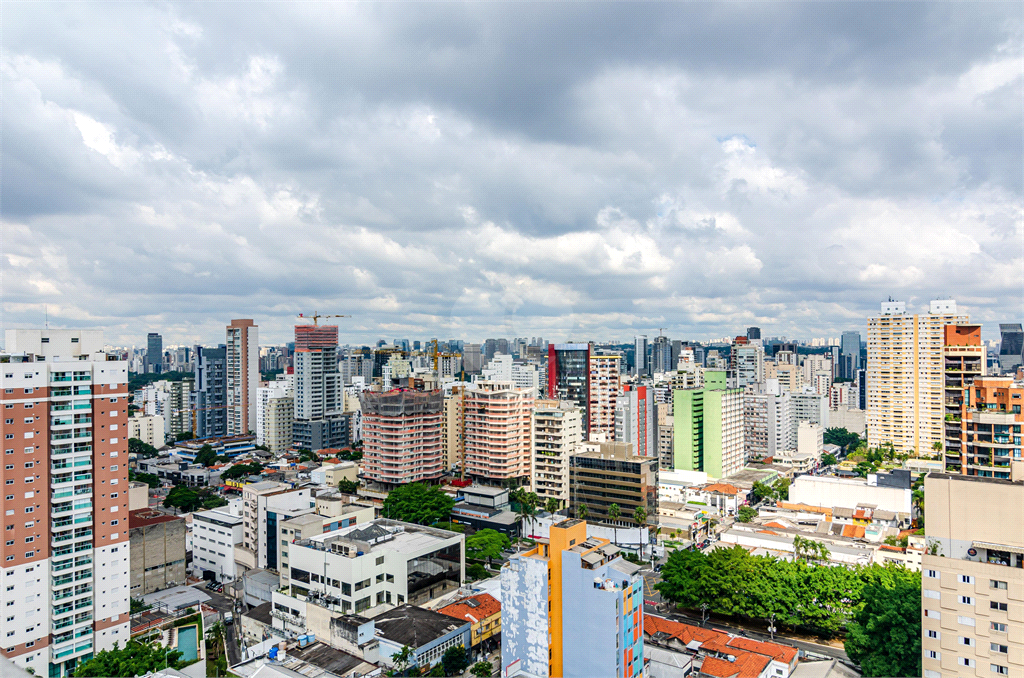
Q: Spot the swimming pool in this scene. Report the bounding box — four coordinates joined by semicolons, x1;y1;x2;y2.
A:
177;624;199;663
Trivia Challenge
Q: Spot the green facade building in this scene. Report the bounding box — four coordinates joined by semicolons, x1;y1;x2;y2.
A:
672;370;745;479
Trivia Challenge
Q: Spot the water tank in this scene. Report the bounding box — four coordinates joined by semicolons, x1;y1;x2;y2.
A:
269;647;279;660
356;551;364;556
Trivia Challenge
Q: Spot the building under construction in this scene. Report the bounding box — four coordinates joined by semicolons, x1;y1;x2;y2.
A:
360;390;444;487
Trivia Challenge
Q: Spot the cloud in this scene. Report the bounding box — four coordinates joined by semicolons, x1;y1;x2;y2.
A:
0;3;1021;345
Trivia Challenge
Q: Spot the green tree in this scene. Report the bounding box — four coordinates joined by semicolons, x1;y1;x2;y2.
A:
751;480;775;502
577;502;588;520
607;503;621;544
466;563;489;580
773;477;790;501
655;548;708;610
73;640;183;677
633;505;648;558
845;570;922;677
441;645;469;676
382;483;455;525
737;506;757;523
131;471;160;489
175;431;195;442
128;438;159;458
824;428;861;452
466;529;510;565
545;497;559;514
470;661;493;678
164;485;201;513
390;645;414;677
221;462;263;481
194;444;218;467
338;478;359;494
821;453;838;467
515;496;536;544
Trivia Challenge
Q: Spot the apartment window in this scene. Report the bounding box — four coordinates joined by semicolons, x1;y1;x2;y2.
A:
925;569;939;579
959;637;975;647
990;580;1007;590
926;630;939;639
991;622;1007;633
24;508;32;514
4;435;11;440
958;658;976;668
959;595;974;605
4;497;11;502
23;462;32;469
959;575;974;584
5;481;12;487
990;643;1008;654
4;466;11;471
957;616;975;626
991;601;1008;612
923;589;940;599
5;541;12;546
4;420;11;425
926;650;940;660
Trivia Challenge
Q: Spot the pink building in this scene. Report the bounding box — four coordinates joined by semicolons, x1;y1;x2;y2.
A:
360;390;444;486
464;382;534;483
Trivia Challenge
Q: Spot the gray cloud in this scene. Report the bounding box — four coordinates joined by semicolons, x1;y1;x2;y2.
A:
1;2;1021;346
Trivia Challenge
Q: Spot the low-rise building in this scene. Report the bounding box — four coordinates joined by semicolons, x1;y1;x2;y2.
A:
192;505;244;582
129;509;187;595
129;413;166;447
437;592;502;654
789;472;912;514
374;605;472;671
311;461;359;487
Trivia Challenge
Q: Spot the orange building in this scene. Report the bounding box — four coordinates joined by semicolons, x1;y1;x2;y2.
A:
942;324;985;472
957;375;1024;479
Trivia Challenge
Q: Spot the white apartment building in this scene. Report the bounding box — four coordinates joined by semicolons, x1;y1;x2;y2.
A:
192;505;243;583
589;354;621;441
790;389;829;428
225;320;259;437
531;400;584;509
614;386;655;458
255;381;291;447
128;413;165;448
733;344;765;389
867;299;969;456
0;330;131;677
275;519;464;627
479;355;541;396
241;483;314;570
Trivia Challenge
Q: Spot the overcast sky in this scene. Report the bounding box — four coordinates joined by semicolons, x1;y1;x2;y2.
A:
2;3;1022;347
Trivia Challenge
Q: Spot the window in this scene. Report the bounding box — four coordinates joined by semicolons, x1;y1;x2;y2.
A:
990;643;1008;654
376;574;385;583
355;579;370;592
926;629;939;639
957;616;974;626
958;658;975;668
959;595;974;605
375;556;385;565
23;462;32;469
923;589;940;599
111;465;118;471
926;650;940;660
990;580;1007;590
925;609;940;619
991;622;1007;633
111;520;118;526
992;665;1009;675
959;637;975;647
5;481;12;486
4;420;11;425
959;574;974;584
925;569;939;579
24;507;32;514
991;601;1008;612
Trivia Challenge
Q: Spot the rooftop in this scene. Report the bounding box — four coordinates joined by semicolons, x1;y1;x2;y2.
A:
458;485;507;498
700;653;771;678
287;641;372;676
437;593;501;624
282;513;325;527
372;604;468;648
301;519;461;557
243;601;273;625
128;508;183;529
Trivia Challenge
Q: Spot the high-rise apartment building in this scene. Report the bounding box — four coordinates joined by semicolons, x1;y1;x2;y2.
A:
841;331;861;380
225;319;259;436
942;325;985;473
867;299;969;456
166;378;193;438
921;469;1023;678
673;371;745;479
650;336;673;374
462;344;483;374
655;402;674;470
360;390;444;486
532;400;584;509
146;332;162;374
615;385;654;458
194;345;227;438
548;344;591;433
501;519;645;678
634;335;648;377
294;325;341;421
947;375;1022;479
463;382;534;483
0;330;130;677
998;324;1023;373
746;327;762;341
733;343;765;389
589;354;620;441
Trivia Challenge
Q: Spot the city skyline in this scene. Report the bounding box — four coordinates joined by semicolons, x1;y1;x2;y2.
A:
2;3;1021;346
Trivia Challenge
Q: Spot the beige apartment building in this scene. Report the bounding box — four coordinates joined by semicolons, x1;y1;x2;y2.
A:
589;354;621;441
129;412;165;447
463;381;534;483
531;399;584;509
263;394;294;454
442;388;465;471
867;299;969;456
921;468;1024;678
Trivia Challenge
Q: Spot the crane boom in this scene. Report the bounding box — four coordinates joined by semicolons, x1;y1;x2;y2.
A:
297;313;351;327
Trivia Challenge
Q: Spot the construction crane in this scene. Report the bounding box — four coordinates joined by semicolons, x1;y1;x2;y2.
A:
431;339;460;373
657;327;667;337
297;313;351;326
190;403;227;436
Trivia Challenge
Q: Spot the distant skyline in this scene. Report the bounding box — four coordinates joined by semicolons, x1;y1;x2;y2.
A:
2;3;1021;346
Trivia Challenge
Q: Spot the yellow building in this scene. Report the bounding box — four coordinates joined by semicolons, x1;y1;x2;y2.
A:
438;593;502;652
867;299;969;456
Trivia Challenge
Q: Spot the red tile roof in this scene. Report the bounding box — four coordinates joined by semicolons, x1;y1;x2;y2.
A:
644;615;728;645
705;483;740;495
764;522;788;529
699;653;770;678
841;524;865;538
725;637;798;664
438;593;501;624
128;508;183;529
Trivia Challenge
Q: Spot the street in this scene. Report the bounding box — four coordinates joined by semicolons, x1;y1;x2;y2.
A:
188;582;244;666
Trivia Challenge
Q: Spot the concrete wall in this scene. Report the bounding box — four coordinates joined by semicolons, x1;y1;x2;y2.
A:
501;554;550;678
790;475;911;514
130;518;187;596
